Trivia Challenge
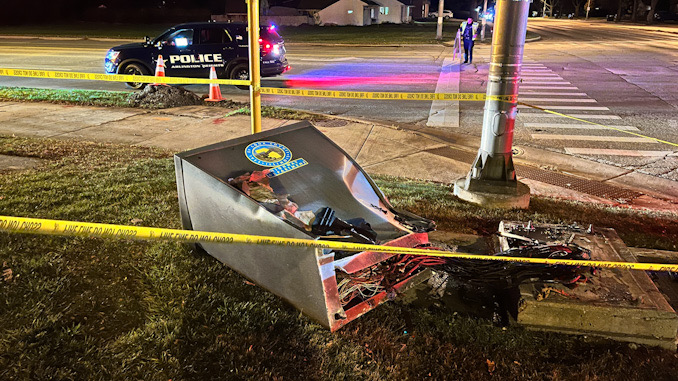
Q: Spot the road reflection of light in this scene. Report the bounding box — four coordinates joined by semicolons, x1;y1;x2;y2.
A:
284;62;439;89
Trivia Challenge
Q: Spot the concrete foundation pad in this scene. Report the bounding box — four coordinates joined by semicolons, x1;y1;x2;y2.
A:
453;178;531;209
499;222;678;350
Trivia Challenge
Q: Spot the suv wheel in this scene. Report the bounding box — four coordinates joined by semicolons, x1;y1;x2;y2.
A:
123;63;150;90
230;64;250;90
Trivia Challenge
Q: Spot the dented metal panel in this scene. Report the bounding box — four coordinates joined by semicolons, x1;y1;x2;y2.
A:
174;121;433;329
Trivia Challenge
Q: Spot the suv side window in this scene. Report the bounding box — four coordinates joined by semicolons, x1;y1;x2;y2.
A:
199;27;231;44
165;29;194;47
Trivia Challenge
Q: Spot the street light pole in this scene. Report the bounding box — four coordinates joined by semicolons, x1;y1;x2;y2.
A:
436;0;445;40
480;0;488;42
453;0;531;209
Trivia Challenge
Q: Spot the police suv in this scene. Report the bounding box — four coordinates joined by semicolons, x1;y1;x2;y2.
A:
104;22;289;89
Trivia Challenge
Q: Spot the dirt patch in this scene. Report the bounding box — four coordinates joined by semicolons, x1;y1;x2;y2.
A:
128;85;202;109
0;154;42;172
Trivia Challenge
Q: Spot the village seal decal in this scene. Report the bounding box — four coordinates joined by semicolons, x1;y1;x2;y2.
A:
245;141;293;167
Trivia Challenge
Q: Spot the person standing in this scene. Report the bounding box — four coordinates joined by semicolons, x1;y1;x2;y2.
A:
460;17;479;64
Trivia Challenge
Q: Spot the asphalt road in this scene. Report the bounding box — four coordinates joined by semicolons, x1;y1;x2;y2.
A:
461;18;678;180
1;19;677;179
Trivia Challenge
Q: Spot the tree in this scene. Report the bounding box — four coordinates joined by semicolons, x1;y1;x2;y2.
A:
631;0;639;21
572;0;584;17
616;0;625;21
540;0;559;16
647;0;658;23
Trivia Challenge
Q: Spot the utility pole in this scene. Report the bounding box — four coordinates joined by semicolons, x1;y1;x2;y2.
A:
436;0;445;40
480;0;488;42
453;0;531;209
585;0;592;19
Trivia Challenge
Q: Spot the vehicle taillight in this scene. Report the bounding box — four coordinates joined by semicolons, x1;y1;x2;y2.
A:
259;40;275;55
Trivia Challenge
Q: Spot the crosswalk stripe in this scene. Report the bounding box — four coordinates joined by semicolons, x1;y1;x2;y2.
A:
523;123;639;131
521;81;571;84
564;148;673;156
520;86;578;89
518;113;622;119
519;98;597;102
520;92;588;95
531;134;657;143
518;105;609;110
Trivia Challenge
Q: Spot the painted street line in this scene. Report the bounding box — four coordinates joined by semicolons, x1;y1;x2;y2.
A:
523;123;639;131
564;148;674;156
518;105;610;110
531;134;657;143
520;81;572;85
520;86;578;89
427;56;460;128
518;113;621;119
519;98;597;103
520;92;588;96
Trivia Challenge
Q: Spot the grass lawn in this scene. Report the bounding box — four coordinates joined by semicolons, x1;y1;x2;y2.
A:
1;135;677;379
0;87;326;121
0;22;462;44
0;21;541;45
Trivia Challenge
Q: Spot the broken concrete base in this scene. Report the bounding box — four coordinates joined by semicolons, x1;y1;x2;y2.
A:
453;178;531;209
499;222;678;350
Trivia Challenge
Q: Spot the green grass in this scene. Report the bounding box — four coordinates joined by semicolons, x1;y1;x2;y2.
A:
0;21;541;45
279;23;459;45
0;86;131;107
1;136;677;380
0;86;326;120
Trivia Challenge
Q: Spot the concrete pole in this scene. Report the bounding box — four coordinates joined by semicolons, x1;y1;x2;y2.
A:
436;0;445;40
453;0;531;209
480;0;488;42
247;0;262;134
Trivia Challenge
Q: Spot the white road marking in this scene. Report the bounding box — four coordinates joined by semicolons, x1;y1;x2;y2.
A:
564;148;673;156
520;73;561;77
427;57;459;128
520;92;588;95
518;113;622;119
531;134;657;143
518;98;597;102
523;123;639;131
520;80;572;84
520;86;578;89
518;105;609;110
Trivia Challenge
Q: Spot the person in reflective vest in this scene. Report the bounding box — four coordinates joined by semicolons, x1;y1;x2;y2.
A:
460;18;479;64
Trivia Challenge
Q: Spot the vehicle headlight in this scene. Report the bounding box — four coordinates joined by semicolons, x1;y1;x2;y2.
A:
106;50;120;62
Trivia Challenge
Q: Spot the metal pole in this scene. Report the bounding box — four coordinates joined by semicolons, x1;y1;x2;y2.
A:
453;0;531;208
436;0;445;40
480;0;488;42
247;0;262;135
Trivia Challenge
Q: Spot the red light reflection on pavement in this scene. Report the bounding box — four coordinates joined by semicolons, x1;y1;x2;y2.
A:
284;73;439;88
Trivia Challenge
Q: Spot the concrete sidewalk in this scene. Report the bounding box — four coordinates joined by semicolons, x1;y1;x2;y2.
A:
1;101;677;213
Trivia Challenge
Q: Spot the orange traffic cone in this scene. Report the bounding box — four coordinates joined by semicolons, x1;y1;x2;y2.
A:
151;55;168;86
205;66;223;102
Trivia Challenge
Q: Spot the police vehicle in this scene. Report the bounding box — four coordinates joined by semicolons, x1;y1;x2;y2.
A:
104;22;289;89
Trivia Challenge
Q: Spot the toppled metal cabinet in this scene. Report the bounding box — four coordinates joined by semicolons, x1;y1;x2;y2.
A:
174;121;434;330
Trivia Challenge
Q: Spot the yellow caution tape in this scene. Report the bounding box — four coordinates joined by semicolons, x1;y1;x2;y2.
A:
260;87;516;102
1;215;676;272
519;102;678;149
0;67;251;87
